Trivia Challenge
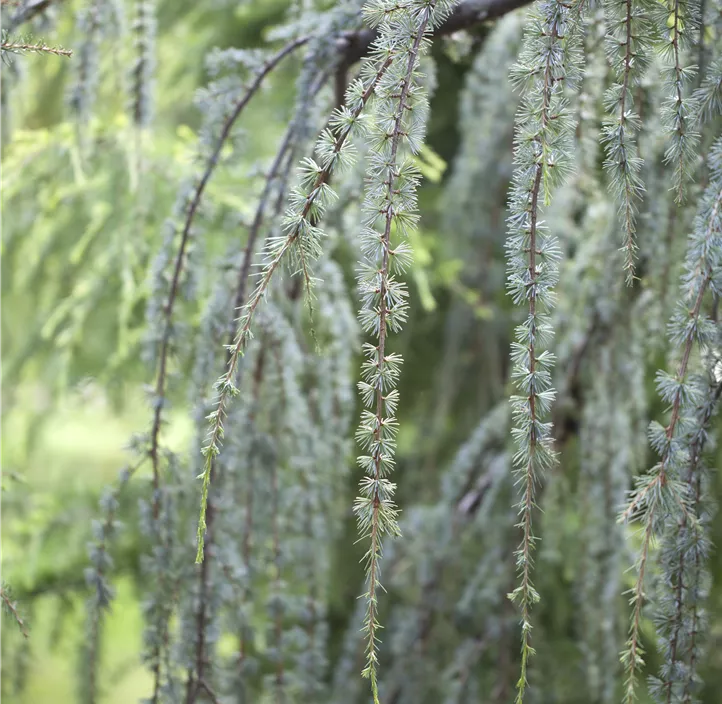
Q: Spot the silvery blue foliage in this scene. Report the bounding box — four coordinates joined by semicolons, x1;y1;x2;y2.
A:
622;138;722;702
601;0;657;281
504;1;583;698
9;0;718;702
351;3;456;700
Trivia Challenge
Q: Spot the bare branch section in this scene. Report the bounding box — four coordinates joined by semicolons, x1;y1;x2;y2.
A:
338;0;531;66
5;0;62;32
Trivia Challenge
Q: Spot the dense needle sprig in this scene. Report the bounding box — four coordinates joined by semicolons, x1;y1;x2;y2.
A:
621;137;722;703
352;1;455;701
651;375;720;704
602;0;656;282
654;0;701;201
505;1;582;700
0;31;72;60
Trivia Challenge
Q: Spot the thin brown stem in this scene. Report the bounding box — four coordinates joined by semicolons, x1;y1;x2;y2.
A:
680;381;722;701
1;40;71;57
671;0;686;202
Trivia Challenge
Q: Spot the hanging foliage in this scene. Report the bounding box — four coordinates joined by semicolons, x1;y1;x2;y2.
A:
3;1;722;703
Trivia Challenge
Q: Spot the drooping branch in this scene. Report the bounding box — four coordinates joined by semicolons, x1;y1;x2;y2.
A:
621;179;722;704
195;50;397;562
148;37;308;515
505;1;581;699
659;379;721;703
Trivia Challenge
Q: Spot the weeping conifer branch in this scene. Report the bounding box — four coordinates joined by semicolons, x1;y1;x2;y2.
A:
195;40;399;562
356;0;424;693
352;1;456;700
148;36;308;515
653;376;720;704
505;1;581;700
621;141;722;703
602;0;654;283
656;0;700;202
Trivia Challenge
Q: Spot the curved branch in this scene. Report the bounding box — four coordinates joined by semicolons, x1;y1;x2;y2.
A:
148;35;308;518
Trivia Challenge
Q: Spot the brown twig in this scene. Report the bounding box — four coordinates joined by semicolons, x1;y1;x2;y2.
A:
1;39;71;57
338;0;532;66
